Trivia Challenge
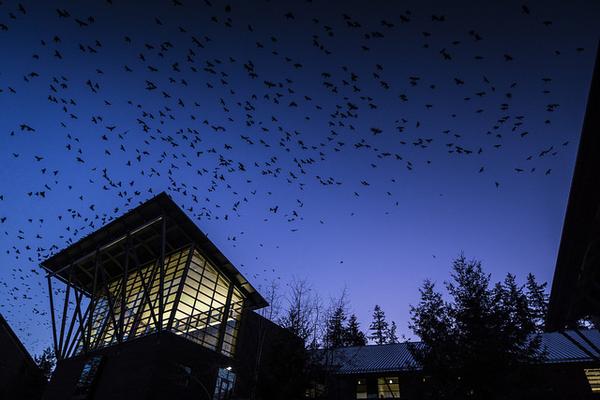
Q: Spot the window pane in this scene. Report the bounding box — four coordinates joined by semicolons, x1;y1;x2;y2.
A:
74;355;103;398
356;378;367;399
84;247;192;351
213;368;235;400
377;377;400;399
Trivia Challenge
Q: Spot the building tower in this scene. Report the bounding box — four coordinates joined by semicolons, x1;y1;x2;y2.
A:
40;192;270;399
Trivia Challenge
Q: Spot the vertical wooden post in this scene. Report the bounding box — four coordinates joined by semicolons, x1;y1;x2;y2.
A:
99;266;121;344
65;302;92;358
86;249;100;352
47;276;59;359
118;234;131;342
158;216;166;331
57;265;73;358
167;245;194;330
217;283;235;354
140;264;160;332
63;287;83;358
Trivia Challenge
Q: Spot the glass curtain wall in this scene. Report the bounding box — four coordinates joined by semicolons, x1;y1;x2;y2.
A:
171;250;244;357
87;247;188;350
83;247;245;357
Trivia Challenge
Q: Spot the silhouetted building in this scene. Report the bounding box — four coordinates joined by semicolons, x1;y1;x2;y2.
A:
0;313;46;400
547;44;600;330
40;192;303;400
311;330;600;399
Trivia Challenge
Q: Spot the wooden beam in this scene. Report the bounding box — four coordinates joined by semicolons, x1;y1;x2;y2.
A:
158;215;166;330
167;246;194;330
47;276;59;359
57;267;73;358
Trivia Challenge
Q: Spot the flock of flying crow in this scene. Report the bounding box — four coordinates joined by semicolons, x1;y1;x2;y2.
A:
0;0;596;352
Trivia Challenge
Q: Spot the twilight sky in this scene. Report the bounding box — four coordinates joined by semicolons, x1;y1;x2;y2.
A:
0;0;599;355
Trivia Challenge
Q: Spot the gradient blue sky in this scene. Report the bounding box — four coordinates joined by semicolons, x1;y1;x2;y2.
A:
0;0;599;355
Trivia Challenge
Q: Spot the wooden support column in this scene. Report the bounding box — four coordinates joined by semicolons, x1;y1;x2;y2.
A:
47;276;59;359
86;249;100;352
216;283;235;354
57;265;73;359
118;234;131;342
99;263;121;344
65;303;92;358
62;287;84;359
167;245;194;331
158;215;166;331
129;249;160;336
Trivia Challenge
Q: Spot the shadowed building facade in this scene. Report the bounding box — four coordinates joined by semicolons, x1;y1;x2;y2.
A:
547;44;600;330
0;313;46;400
40;192;302;400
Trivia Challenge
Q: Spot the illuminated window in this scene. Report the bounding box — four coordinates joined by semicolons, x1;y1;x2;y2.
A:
80;247;246;358
585;368;600;392
221;288;243;357
377;377;400;398
86;249;187;350
73;355;103;399
213;367;236;400
356;378;367;399
172;251;244;356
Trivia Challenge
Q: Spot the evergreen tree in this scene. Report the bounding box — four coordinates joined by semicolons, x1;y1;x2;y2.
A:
525;273;548;331
324;305;347;348
369;304;389;345
344;314;367;346
409;254;548;399
34;346;56;381
386;321;398;344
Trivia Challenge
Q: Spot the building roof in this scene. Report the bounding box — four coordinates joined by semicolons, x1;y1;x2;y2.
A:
326;329;600;375
327;342;420;375
542;329;600;364
41;192;267;309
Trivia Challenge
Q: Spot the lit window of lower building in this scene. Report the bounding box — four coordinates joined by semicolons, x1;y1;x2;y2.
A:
377;376;400;399
585;368;600;392
356;378;367;399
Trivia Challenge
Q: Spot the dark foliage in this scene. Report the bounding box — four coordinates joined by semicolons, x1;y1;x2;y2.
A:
368;304;398;345
369;304;389;345
34;346;56;381
324;307;367;348
324;305;348;348
254;331;309;400
345;314;367;346
409;254;548;400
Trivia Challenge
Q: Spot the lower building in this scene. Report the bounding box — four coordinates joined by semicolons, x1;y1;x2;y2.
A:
311;329;600;400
